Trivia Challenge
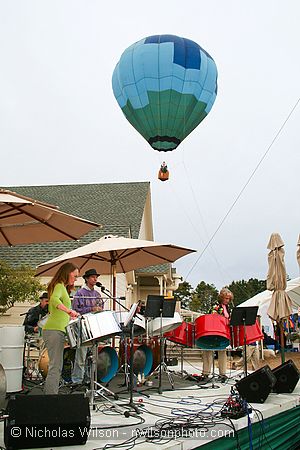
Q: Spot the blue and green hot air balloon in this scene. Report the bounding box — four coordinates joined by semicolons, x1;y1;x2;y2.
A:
112;34;218;152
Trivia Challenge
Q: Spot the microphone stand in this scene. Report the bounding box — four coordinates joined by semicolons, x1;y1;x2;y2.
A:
122;310;141;416
96;284;139;394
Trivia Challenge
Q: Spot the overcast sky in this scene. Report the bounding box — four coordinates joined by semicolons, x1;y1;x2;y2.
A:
1;1;300;290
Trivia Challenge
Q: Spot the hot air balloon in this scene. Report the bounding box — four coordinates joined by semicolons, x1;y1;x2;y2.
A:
112;34;218;152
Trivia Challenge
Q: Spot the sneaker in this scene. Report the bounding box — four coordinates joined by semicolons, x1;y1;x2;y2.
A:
218;375;228;383
198;374;210;384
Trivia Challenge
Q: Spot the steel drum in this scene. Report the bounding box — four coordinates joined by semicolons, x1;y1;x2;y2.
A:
131;344;153;376
66;311;121;348
119;337;160;376
195;314;230;350
97;346;119;383
164;321;194;347
38;345;75;382
37;314;49;333
232;320;263;348
113;311;145;336
147;312;182;337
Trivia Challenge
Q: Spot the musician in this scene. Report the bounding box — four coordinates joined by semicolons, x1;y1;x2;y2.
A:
43;262;80;395
232;341;260;371
23;292;49;334
71;268;104;385
200;287;233;383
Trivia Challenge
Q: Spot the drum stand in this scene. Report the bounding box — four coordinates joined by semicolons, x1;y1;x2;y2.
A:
23;336;43;381
201;349;220;389
88;342;119;411
116;327;133;388
122;316;142;415
210;351;220;389
150;314;174;394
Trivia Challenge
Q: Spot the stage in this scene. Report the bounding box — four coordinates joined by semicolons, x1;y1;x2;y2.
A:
1;359;300;450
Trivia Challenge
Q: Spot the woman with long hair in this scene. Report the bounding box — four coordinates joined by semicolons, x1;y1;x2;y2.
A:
43;262;80;394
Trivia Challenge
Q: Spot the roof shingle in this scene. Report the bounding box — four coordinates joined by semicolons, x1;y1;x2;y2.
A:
0;182;150;268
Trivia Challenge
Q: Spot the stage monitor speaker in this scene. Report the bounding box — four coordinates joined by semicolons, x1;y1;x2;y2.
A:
4;393;90;450
272;359;300;394
235;365;277;403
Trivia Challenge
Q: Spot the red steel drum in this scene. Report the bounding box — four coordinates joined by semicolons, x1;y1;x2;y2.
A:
164;322;194;348
232;320;263;347
195;314;230;350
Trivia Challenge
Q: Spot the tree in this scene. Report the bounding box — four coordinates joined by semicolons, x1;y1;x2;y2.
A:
191;281;219;313
174;281;193;309
0;260;44;314
228;278;266;306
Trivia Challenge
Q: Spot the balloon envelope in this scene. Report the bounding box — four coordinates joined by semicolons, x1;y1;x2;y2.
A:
112;34;218;151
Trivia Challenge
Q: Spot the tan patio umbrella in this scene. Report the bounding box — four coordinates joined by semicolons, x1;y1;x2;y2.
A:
266;233;292;362
0;189;100;246
36;234;196;308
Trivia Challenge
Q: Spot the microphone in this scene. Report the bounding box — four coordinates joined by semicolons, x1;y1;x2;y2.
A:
96;282;110;294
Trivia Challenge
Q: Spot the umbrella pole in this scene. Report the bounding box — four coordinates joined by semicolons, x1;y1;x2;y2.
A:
112;264;117;311
111;263;117;349
279;320;285;364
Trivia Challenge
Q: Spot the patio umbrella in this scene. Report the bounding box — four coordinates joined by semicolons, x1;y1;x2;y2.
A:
297;234;300;270
266;233;292;362
36;235;196;308
0;189;100;246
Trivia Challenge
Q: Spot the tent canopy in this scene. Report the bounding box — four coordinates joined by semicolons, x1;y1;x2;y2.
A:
238;277;300;310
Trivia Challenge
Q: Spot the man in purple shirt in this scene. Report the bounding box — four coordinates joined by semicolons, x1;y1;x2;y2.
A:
71;268;103;385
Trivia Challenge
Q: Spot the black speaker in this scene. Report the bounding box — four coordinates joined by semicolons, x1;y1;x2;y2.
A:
235;365;277;403
4;394;90;450
272;359;300;393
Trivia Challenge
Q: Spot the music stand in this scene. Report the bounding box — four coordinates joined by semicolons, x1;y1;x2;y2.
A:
146;295;176;394
230;306;258;377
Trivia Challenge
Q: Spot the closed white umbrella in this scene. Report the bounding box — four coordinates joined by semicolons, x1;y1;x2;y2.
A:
266;233;292;321
266;233;292;362
0;189;100;246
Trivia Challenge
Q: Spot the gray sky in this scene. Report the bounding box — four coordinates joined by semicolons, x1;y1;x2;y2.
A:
1;1;300;290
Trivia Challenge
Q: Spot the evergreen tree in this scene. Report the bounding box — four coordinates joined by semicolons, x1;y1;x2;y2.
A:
228;278;266;306
174;281;193;309
191;281;219;313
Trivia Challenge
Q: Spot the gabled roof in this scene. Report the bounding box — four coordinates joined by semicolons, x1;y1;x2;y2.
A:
0;182;151;268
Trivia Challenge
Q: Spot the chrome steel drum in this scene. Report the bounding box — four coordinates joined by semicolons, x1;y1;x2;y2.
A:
113;311;145;336
37;313;49;330
147;312;182;337
66;311;121;348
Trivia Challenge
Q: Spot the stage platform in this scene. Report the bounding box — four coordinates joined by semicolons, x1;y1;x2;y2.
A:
0;361;300;450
